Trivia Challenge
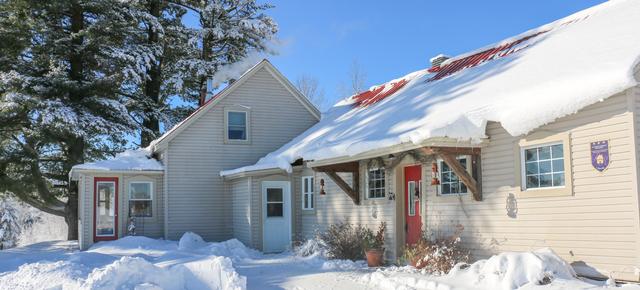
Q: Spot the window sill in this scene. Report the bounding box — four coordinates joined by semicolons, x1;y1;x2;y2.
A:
437;193;469;198
301;209;316;215
224;139;251;145
517;187;572;198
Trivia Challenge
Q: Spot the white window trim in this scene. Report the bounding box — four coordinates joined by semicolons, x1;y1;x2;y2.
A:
224;108;251;144
407;181;416;216
519;142;565;191
366;167;386;199
302;176;314;210
129;181;153;217
437;156;471;196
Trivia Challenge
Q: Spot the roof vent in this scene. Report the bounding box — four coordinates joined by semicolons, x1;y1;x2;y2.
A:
430;54;451;67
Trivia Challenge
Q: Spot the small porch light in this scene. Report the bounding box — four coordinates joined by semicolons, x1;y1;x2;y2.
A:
431;162;440;185
320;178;326;195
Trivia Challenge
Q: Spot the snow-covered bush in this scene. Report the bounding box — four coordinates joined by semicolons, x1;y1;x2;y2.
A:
294;239;327;258
402;225;470;275
318;222;370;261
0;196;21;249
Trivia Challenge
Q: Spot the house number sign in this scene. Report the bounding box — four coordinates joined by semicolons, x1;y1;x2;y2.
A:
591;140;610;172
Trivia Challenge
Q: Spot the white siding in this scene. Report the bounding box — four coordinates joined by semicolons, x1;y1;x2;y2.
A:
231;178;252;245
78;172;164;250
296;162;398;261
166;67;318;241
424;92;640;281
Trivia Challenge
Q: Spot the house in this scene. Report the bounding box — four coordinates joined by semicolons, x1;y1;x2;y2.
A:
69;60;320;250
71;0;640;282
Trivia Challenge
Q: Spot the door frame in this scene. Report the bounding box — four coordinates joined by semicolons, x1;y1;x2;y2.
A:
261;180;292;252
94;177;119;242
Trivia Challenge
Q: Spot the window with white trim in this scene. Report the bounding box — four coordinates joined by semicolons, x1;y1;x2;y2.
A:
227;111;247;141
367;168;386;199
439;157;469;195
408;181;416;216
129;182;152;217
302;176;314;210
522;143;564;189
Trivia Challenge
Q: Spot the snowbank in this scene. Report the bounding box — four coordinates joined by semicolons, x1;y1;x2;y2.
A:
361;248;582;290
461;248;576;290
0;233;248;290
225;0;640;174
178;231;208;251
71;148;163;172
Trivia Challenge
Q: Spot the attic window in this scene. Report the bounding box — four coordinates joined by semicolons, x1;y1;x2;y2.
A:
227;111;248;141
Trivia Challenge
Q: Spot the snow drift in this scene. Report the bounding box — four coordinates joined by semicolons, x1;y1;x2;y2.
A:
223;0;640;175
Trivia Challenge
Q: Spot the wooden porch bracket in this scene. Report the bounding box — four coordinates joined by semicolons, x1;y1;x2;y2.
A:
313;161;360;205
420;147;483;201
385;151;409;170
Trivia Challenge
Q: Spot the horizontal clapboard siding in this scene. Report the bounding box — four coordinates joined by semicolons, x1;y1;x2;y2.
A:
166;67;318;241
231;178;251;246
79;172;164;250
297;162;398;261
424;91;640;281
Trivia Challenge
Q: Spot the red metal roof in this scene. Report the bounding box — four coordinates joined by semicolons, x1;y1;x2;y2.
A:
428;30;549;81
352;79;409;107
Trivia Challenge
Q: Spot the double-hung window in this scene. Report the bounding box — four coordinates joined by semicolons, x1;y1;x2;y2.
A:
367;168;386;199
302;176;314;210
129;182;152;217
227;111;248;141
522;143;565;189
439;157;469;195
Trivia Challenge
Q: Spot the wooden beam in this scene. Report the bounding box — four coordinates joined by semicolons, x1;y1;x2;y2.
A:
385;151;409;170
438;152;482;201
421;146;481;156
313;161;359;173
325;171;360;205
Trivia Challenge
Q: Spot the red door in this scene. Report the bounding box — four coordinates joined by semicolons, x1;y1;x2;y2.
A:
404;165;422;245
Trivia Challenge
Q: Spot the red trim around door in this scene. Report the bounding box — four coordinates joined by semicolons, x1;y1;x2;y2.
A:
93;177;119;242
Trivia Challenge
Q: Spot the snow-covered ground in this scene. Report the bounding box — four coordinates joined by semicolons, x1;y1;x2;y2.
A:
1;233;639;290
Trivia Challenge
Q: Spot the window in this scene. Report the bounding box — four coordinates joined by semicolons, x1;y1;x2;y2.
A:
522;143;564;189
408;181;416;216
367;168;386;199
129;182;152;217
302;176;314;210
266;188;284;217
227;111;247;141
439;157;469;195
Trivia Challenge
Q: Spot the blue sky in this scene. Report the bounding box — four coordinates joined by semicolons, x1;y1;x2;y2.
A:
265;0;606;110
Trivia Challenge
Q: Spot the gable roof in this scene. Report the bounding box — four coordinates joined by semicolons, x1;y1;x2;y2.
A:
222;0;640;176
149;59;321;151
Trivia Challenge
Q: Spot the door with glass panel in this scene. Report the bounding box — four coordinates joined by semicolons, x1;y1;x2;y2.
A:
262;181;291;253
94;177;118;241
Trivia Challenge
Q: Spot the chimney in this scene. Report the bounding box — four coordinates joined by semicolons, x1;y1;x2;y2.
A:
430;54;451;67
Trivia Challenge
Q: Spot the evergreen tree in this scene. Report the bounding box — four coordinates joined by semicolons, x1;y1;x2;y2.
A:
0;196;21;249
0;0;154;239
134;0;278;147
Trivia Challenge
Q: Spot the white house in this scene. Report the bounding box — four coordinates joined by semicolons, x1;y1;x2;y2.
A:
71;0;640;282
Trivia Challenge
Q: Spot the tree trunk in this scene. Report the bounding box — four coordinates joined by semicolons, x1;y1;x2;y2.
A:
64;0;84;240
140;0;162;147
65;183;79;240
198;16;213;106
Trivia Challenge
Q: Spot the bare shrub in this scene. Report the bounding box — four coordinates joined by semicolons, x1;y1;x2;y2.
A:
402;224;470;275
318;222;370;261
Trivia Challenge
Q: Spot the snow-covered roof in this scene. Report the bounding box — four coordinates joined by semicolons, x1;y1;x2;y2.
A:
71;148;163;173
222;0;640;176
